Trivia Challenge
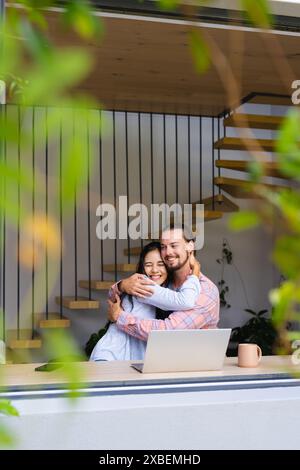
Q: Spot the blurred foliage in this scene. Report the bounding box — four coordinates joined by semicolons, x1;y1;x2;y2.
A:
228;211;261;231
241;0;272;28
43;329;87;400
0;0;103;446
0;391;20;448
189;30;211;74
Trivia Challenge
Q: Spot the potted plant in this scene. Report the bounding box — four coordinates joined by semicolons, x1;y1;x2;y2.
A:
227;309;278;356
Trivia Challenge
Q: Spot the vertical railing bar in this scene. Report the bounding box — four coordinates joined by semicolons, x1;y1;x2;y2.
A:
87;111;92;299
150;112;154;239
112;111;117;281
212;117;215;210
175;115;178;205
99;110;104;279
163;114;167;212
31;107;35;337
199;116;202;203
188;115;191;205
218;116;221;196
0;0;5;343
1;104;6;341
73;109;78;299
17;106;21;339
45;107;49;319
138;112;143;249
59;111;63;317
125;111;130;263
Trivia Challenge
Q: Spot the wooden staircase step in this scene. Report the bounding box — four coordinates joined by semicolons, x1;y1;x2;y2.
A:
215;160;289;178
55;296;99;309
4;348;14;364
214;177;287;199
193;209;223;221
249;95;292;106
6;329;42;350
224;114;283;130
148;210;224;237
200;194;239;213
36;312;70;329
124;246;142;257
214;137;275;152
103;264;136;272
79;280;113;290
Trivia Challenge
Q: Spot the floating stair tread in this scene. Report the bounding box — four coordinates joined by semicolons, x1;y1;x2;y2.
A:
214;137;275;151
6;329;42;350
55;296;99;309
124;247;142;257
36;312;70;329
200;194;239;212
216;160;289;179
224;114;283;130
103;264;136;272
214;177;287;198
79;280;113;290
249;95;293;106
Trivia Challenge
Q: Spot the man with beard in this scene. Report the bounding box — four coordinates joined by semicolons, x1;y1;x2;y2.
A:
107;224;220;340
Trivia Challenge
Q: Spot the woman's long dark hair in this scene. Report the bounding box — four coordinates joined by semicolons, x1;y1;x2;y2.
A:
123;241;170;320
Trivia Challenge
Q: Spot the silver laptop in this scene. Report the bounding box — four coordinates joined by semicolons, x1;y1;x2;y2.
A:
131;329;231;373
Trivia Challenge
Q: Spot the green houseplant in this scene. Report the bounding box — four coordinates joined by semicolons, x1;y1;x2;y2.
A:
85;321;111;357
228;309;278;356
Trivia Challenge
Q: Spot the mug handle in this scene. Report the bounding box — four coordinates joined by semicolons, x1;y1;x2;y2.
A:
257;345;262;363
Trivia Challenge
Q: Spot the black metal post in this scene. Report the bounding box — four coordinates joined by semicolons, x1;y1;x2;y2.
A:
99;110;104;277
212;117;215;210
199;116;202;203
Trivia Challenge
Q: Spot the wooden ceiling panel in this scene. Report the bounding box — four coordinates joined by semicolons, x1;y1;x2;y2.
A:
43;10;300;115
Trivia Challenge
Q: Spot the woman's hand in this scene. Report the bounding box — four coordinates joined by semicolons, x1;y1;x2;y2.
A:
189;252;201;278
107;294;122;323
119;273;155;298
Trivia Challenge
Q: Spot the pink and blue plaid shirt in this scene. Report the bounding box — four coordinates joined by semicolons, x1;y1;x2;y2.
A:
109;273;220;342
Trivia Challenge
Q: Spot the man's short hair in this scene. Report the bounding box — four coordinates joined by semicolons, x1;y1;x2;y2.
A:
161;222;196;243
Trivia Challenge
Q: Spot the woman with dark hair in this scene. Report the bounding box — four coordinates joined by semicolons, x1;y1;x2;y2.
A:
90;241;200;361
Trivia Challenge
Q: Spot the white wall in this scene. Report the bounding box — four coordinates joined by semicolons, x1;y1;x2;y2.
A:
2;103;285;358
4;384;300;449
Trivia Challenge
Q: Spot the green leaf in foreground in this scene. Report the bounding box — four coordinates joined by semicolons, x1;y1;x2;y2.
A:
241;0;272;28
276;109;300;182
0;400;19;417
228;211;260;231
189;30;211;74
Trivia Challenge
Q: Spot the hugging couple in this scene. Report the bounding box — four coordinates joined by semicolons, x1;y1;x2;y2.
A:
90;224;220;362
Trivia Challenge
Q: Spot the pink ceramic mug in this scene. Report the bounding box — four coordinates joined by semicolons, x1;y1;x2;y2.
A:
238;343;262;368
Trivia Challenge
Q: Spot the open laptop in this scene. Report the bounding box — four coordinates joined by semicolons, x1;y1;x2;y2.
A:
131;329;231;373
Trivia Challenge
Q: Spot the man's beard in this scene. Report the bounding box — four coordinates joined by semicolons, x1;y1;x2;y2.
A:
165;252;189;272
